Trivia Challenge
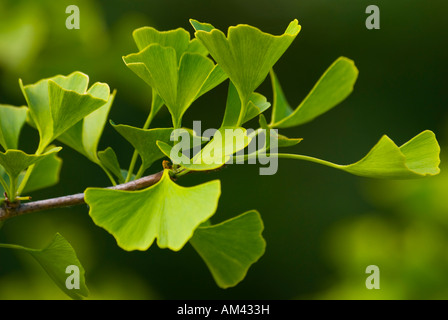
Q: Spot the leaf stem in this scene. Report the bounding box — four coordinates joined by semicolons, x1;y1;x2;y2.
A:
0;176;9;196
0;243;32;251
134;164;146;180
233;152;341;170
275;153;341;169
98;162;118;186
125;108;156;183
8;177;18;203
236;95;249;127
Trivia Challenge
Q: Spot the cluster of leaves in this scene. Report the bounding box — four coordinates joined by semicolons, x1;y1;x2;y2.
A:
0;19;441;299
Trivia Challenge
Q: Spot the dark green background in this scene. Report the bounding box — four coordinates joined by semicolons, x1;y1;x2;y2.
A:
0;0;447;299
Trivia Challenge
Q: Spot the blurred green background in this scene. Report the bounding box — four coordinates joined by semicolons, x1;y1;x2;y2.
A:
0;0;447;299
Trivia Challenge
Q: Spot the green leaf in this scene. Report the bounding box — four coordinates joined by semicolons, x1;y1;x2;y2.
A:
186;38;209;56
244;94;271;124
278;130;440;179
130;26;211;123
85;170;221;251
0;147;61;183
222;82;271;127
98;147;124;184
132;26;210;60
276;133;303;148
269;70;294;125
133;27;191;60
0;104;28;150
133;26;209;58
191;19;300;112
0;148;62;195
190;210;266;288
190;20;215;33
157;127;251;171
22;151;62;193
123;44;178;107
113;123;206;173
0;233;89;300
57;90;116;163
0;165;9;195
270;57;359;128
20;72;111;151
112;123;174;172
123;45;226;127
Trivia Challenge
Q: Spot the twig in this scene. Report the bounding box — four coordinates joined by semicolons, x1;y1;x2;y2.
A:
0;170;164;222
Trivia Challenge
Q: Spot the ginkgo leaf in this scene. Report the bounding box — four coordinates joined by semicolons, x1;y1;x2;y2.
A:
157;127;251;171
0;166;10;195
270;57;358;128
123;44;178;108
123;45;226;128
0;233;89;300
130;26;212;122
0;147;61;183
276;133;303;148
0;148;62;195
85;170;221;251
190;210;266;289
98;147;123;184
186;38;209;56
21;151;62;193
0;104;27;150
113;123;206;172
277;130;440;179
57;90;116;163
112;124;175;172
133;27;191;60
268;70;294;125
191;19;300;122
19;72;111;151
132;26;208;61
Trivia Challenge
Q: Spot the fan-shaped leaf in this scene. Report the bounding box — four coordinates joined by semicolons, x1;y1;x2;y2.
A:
21;151;62;193
20;72;111;151
112;124;174;172
191;19;300;119
0;104;27;150
0;147;61;183
190;210;266;288
123;45;226;127
270;57;358;128
0;233;89;300
98;147;123;184
57;90;116;163
85;170;221;251
278;130;440;179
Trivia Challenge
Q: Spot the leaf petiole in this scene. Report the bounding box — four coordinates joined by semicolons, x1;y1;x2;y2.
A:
125;100;158;183
0;175;9;196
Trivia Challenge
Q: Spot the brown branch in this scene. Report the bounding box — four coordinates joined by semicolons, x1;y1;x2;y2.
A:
0;170;164;222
